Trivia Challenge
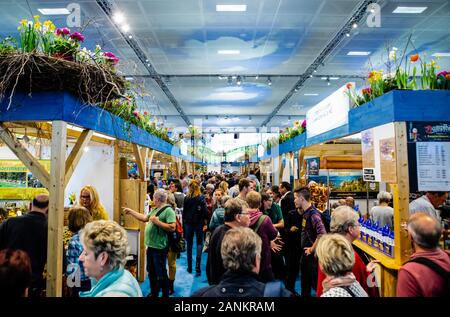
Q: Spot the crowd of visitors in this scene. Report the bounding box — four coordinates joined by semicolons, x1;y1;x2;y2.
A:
0;170;448;298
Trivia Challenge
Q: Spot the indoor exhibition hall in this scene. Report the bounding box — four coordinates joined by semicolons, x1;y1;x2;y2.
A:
0;0;449;302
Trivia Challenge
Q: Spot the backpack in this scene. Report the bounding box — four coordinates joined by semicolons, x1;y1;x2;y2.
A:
251;215;268;234
407;255;450;295
155;206;185;253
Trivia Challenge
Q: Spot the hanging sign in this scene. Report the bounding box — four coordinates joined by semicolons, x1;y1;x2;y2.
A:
306;83;353;138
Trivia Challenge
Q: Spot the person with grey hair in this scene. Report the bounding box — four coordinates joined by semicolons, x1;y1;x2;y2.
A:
316;206;380;297
194;227;291;297
397;213;449;297
123;188;176;297
369;191;394;230
209;195;231;232
316;234;368;297
78;220;142;297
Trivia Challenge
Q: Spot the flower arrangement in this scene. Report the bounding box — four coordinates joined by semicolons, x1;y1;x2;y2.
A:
0;17;180;146
266;119;306;151
0;16;126;106
346;39;450;107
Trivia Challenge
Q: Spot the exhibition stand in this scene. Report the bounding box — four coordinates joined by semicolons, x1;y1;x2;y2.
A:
257;89;450;296
0;91;195;296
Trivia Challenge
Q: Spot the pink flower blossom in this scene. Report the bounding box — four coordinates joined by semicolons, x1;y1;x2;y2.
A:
362;87;372;95
103;51;120;65
70;32;85;42
301;120;307;128
132;111;139;117
56;27;70;36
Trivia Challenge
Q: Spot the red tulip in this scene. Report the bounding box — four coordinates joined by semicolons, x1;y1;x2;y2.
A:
410;54;419;63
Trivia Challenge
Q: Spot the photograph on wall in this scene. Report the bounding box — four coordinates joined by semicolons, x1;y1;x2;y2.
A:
379;137;397;184
308;170;379;199
306;157;320;176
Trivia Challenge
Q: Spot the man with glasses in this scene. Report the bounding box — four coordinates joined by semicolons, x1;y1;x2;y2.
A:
206;198;250;285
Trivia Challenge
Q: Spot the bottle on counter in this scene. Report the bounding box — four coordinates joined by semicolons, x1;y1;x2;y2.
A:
119;212;125;227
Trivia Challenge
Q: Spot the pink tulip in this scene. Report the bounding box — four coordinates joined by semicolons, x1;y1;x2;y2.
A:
70;32;85;42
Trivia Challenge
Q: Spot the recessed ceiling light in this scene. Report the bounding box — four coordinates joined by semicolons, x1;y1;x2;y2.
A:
347;51;371;56
37;8;70;15
304;93;318;96
216;5;247;12
393;6;427;14
320;77;339;80
113;12;125;23
432;52;450;57
217;50;240;55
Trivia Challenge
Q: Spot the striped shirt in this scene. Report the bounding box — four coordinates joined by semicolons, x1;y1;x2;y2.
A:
66;232;89;281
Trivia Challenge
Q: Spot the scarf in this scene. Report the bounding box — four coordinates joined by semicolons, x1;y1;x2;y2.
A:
79;268;124;297
322;272;357;293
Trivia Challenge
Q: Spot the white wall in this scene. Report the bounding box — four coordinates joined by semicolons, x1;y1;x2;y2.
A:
65;143;114;219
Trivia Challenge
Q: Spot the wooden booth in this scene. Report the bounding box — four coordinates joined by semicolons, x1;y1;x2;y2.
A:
0;92;193;296
256;90;450;297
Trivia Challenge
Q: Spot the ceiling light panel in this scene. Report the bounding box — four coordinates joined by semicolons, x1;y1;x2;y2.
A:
216;5;247;12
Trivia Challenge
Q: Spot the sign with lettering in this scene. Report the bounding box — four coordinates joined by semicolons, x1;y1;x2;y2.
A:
306;83;353;138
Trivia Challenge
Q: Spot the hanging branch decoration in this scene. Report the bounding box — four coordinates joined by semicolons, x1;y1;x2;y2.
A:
0;16;179;145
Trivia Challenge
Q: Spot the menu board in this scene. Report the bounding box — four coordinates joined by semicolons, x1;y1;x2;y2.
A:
416;142;450;191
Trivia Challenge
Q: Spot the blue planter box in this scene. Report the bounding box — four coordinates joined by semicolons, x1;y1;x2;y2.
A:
0;91;190;160
349;90;450;134
261;90;450;159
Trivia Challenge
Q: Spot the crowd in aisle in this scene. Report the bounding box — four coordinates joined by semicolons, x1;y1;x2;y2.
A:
0;169;448;298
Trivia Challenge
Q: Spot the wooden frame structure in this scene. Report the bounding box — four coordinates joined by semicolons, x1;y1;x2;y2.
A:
254;90;450;296
0;92;193;296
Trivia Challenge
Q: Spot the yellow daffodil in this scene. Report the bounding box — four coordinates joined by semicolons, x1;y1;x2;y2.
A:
42;20;55;32
368;70;383;83
33;15;39;21
431;60;436;67
34;21;41;30
20;19;28;26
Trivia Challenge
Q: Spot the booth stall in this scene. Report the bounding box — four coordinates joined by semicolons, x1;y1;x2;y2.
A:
0;91;194;296
257;89;450;296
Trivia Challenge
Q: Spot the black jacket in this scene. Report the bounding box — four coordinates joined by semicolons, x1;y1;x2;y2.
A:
206;224;231;285
193;271;292;297
0;211;47;291
182;195;208;226
284;209;303;250
280;192;295;221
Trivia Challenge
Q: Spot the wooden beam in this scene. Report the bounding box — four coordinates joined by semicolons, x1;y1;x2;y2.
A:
113;141;120;223
46;121;67;297
393;122;411;266
0;123;50;189
132;144;145;181
64;129;93;186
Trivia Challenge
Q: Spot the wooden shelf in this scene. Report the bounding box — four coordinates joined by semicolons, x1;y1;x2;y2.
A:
353;240;400;270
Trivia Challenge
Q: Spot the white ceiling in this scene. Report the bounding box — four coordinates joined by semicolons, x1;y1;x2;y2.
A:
1;0;449;135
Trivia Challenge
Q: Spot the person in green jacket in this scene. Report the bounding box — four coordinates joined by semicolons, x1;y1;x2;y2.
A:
79;220;142;297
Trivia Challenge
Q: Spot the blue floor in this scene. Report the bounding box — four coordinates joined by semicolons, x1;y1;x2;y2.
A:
140;245;308;297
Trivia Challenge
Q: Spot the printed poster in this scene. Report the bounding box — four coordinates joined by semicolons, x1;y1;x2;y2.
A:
379;137;397;184
416;142;450;191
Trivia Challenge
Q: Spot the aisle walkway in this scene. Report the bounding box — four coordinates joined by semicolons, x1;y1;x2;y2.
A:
139;244;306;297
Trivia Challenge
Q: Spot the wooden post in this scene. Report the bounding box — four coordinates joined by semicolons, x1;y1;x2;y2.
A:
148;149;155;178
46;121;67;297
0;123;50;188
64;129;93;186
113;141;120;223
393;122;412;266
132;144;145;181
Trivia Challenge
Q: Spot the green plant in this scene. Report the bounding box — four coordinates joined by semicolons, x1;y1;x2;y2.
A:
0;37;17;55
17;16;40;52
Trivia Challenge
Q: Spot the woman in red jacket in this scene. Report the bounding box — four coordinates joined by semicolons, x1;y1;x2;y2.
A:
316;206;379;297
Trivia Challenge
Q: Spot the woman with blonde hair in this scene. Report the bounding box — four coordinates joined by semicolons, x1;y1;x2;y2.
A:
316;234;368;297
79;220;142;297
182;180;208;274
66;206;93;296
79;185;108;221
218;181;229;196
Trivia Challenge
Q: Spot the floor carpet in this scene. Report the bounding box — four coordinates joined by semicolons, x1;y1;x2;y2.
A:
139;243;309;297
